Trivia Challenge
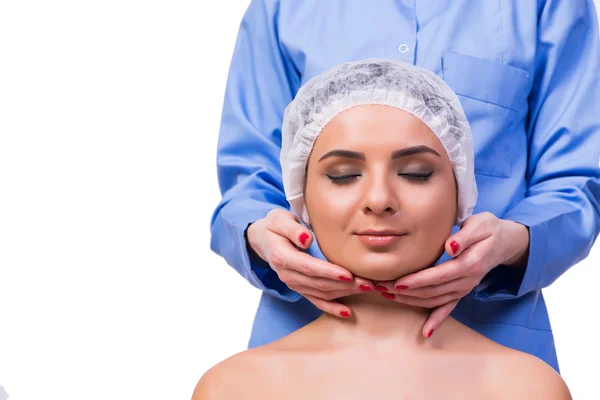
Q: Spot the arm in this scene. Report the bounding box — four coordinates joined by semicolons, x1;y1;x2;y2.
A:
209;0;302;301
475;0;600;301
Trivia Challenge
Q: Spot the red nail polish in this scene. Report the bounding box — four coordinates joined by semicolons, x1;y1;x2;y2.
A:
450;241;459;254
339;276;352;282
359;284;372;291
340;310;351;318
427;329;433;338
395;285;408;290
299;232;309;246
375;285;388;292
381;292;395;300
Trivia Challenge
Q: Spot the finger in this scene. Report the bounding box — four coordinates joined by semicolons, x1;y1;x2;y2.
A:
283;269;365;292
304;294;352;318
293;284;360;301
446;213;495;258
353;276;375;292
373;281;395;293
381;291;460;309
393;259;462;289
422;299;459;338
391;278;467;298
267;209;314;249
269;238;354;281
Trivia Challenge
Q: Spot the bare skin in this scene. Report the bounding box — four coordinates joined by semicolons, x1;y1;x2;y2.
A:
194;297;569;399
194;105;570;399
193;316;571;400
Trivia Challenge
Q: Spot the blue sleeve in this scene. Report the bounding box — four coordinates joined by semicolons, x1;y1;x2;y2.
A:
209;0;302;302
475;0;600;301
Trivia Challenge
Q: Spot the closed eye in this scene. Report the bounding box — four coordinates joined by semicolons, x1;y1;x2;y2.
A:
326;174;360;185
399;171;434;182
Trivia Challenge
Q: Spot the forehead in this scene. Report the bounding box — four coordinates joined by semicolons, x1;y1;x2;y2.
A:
314;105;446;155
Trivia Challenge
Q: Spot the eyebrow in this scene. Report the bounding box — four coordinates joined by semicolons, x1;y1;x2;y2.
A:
391;145;440;158
318;149;365;162
318;145;440;162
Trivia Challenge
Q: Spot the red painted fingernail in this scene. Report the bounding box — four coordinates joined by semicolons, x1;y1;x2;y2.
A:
395;285;408;290
339;276;352;282
381;292;396;300
375;285;388;292
427;329;433;338
299;232;309;246
340;310;351;318
359;284;372;291
450;241;459;254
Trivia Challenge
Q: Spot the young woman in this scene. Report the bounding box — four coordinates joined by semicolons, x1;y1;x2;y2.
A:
194;60;571;399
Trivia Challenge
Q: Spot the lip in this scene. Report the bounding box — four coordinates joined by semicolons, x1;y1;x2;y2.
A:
355;229;405;236
355;229;406;247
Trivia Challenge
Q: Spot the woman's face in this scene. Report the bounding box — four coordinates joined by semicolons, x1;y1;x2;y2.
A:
304;105;457;281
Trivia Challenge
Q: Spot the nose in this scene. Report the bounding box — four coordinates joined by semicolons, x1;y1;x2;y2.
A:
362;172;399;216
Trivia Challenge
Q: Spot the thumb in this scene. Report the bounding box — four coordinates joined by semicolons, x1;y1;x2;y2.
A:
296;229;313;249
445;232;465;258
269;209;314;249
445;218;489;258
445;218;475;258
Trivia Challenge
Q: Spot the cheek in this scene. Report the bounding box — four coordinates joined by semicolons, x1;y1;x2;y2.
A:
304;180;358;255
305;180;356;223
404;178;457;237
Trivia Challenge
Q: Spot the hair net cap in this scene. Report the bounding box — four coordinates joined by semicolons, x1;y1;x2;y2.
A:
281;58;477;225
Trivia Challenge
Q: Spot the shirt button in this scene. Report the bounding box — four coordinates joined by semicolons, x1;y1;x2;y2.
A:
398;44;410;54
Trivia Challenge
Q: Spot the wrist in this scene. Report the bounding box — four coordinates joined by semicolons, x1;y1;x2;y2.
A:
245;221;267;264
503;221;530;267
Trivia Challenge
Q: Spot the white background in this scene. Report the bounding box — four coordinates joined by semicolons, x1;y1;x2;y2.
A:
0;1;598;399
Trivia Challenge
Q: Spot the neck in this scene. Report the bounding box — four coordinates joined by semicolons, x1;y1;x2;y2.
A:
314;291;445;347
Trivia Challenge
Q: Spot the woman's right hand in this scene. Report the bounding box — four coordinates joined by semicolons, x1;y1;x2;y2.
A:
246;208;374;318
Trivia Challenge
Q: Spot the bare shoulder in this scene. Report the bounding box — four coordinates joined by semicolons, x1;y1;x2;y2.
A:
191;347;274;400
440;320;570;399
484;349;571;400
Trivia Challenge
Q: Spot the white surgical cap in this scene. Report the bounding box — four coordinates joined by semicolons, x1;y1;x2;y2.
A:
281;58;477;225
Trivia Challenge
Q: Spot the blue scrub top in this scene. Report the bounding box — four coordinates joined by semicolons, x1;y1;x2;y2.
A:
211;0;600;373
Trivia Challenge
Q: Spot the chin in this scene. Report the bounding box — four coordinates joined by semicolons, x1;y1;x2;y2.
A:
347;253;415;282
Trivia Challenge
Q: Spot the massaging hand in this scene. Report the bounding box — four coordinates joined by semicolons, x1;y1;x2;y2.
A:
375;212;530;338
247;208;375;318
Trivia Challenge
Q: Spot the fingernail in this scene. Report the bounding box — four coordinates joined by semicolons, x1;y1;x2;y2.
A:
359;284;372;291
340;310;351;318
427;329;434;338
339;276;352;282
395;285;408;290
450;241;459;254
375;285;388;292
299;232;309;246
381;292;395;300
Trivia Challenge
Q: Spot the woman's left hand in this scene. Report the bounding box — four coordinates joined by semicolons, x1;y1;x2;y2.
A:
375;212;530;339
